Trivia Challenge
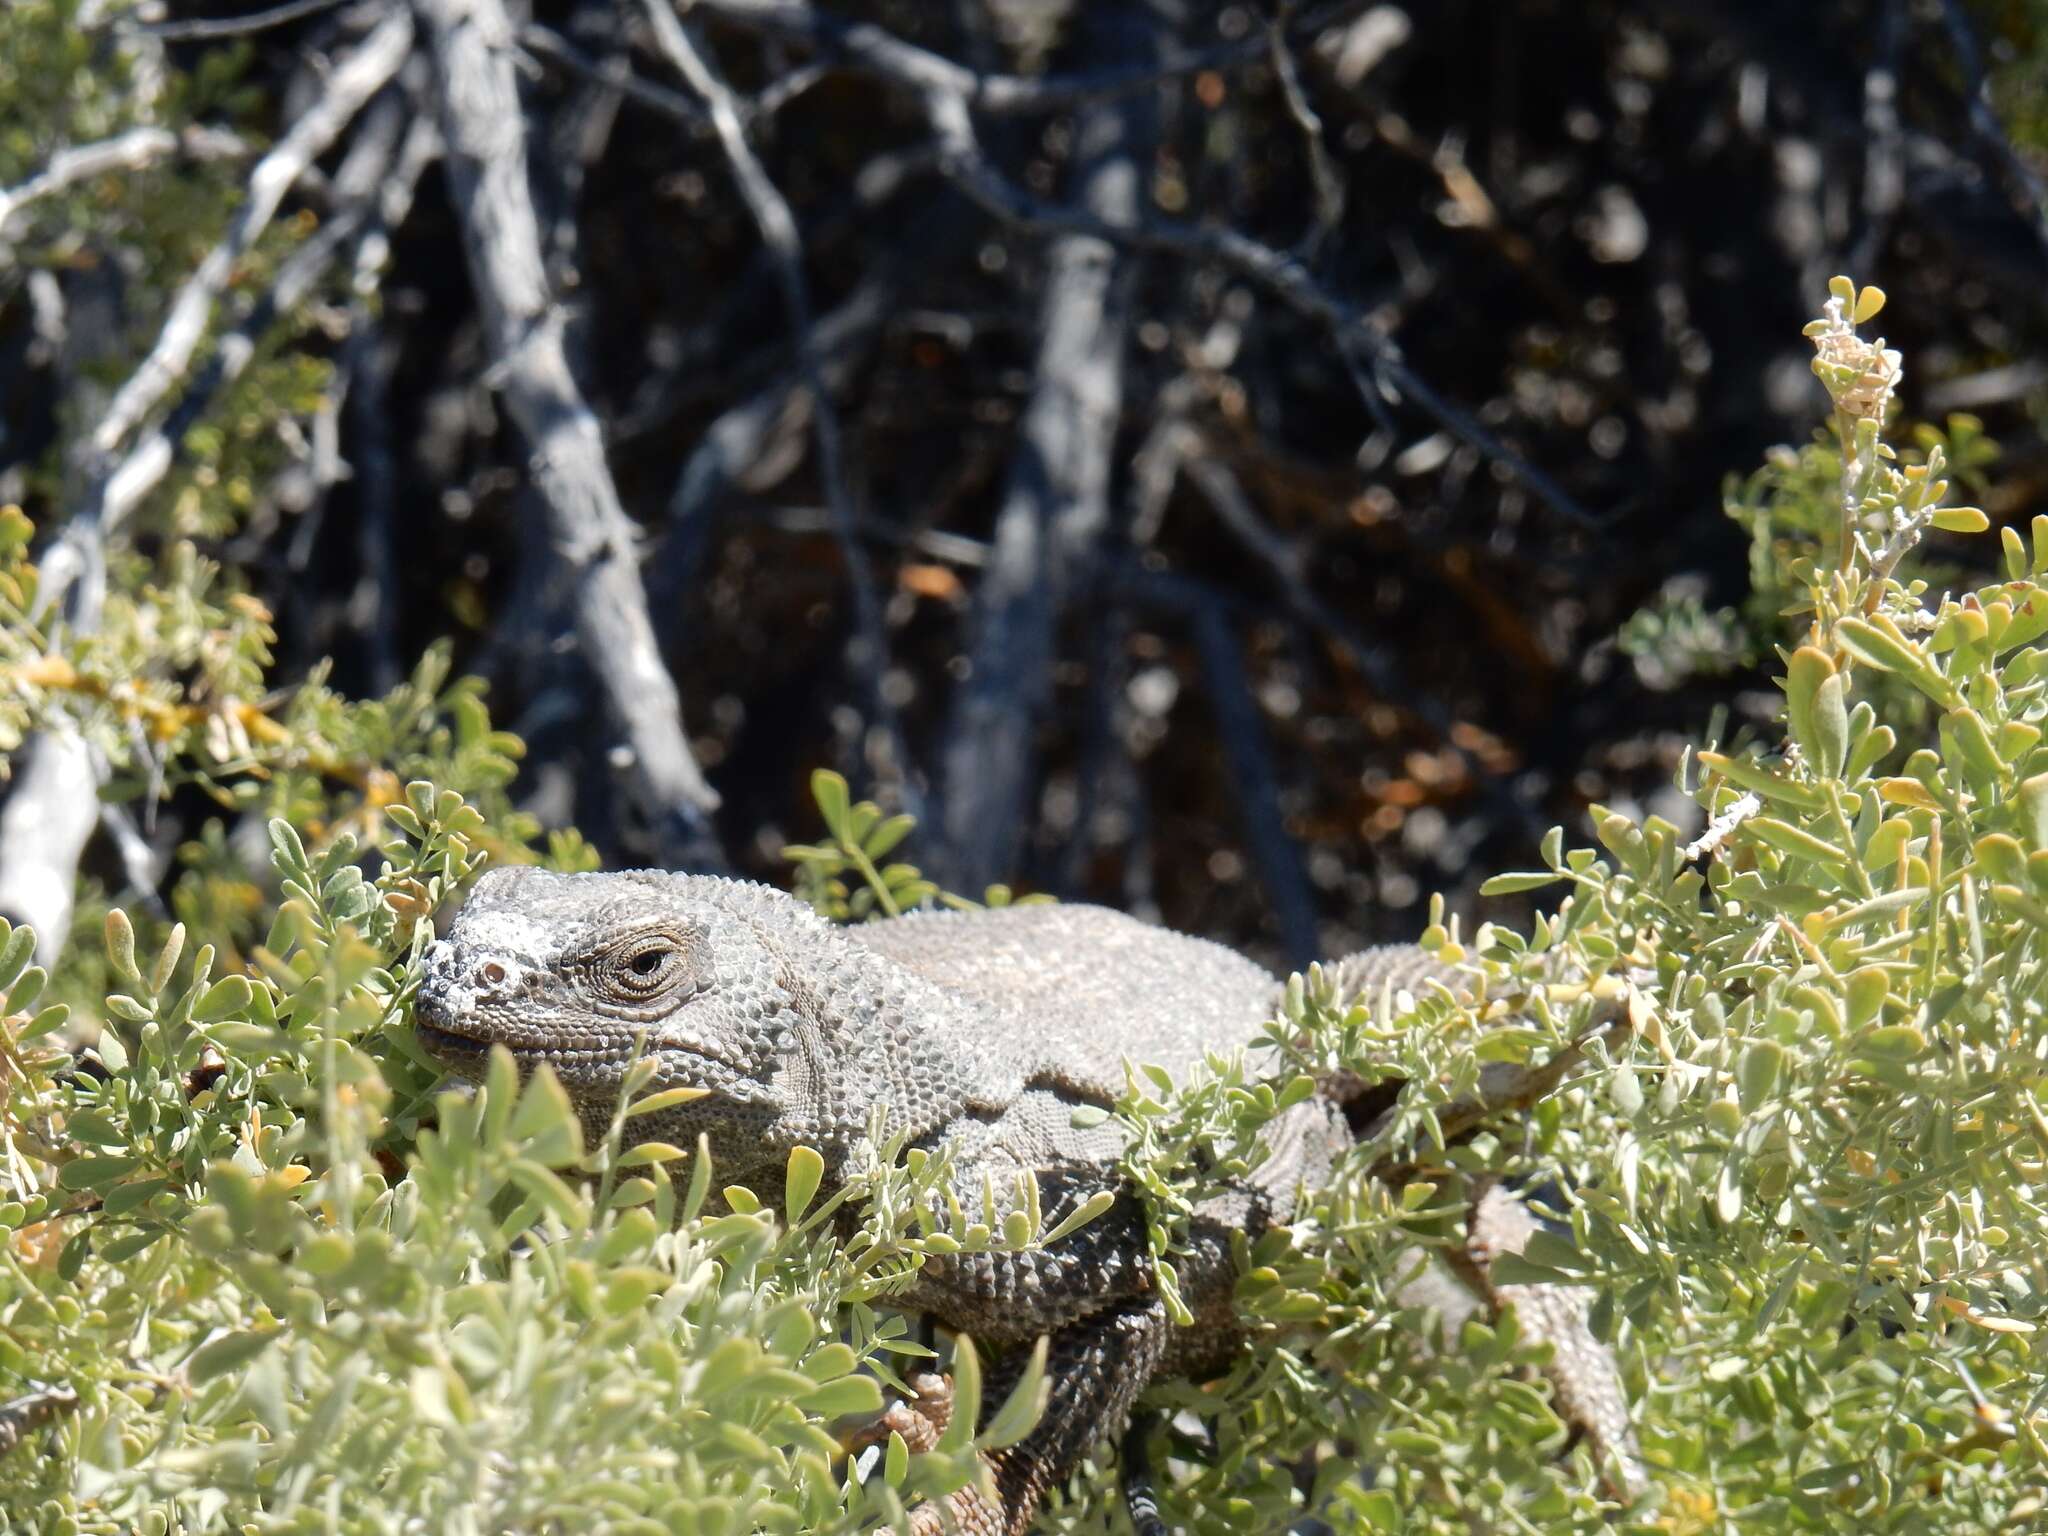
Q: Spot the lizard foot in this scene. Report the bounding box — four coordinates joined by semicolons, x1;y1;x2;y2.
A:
853;1371;956;1456
902;1481;1007;1536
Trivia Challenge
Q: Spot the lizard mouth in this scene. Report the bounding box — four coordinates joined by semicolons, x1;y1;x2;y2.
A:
412;1019;643;1066
412;1015;748;1086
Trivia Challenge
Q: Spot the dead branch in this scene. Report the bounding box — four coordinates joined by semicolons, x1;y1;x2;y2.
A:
0;125;244;244
638;0;916;811
120;0;347;42
935;8;1150;891
412;0;724;863
81;9;414;519
1120;567;1320;967
692;0;1605;532
649;266;902;632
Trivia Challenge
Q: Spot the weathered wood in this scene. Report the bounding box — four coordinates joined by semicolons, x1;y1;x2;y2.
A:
412;0;723;864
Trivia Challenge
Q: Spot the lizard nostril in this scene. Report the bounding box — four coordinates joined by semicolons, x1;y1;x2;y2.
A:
480;961;507;988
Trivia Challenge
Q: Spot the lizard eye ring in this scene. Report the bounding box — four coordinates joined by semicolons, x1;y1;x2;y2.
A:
606;937;684;998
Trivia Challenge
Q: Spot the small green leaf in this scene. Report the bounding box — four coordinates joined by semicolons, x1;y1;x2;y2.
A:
509;1063;583;1166
58;1156;142;1191
1738;1040;1784;1110
939;1335;983;1456
978;1336;1048;1450
105;909;139;984
625;1084;711;1117
802;1375;883;1420
0;925;33;994
1860;1024;1928;1061
1487;1252;1572;1286
1041;1190;1116;1245
785;1145;825;1225
188;1328;281;1386
811;769;853;842
192;975;253;1022
2005;526;2029;580
616;1142;687;1169
1479;871;1565;895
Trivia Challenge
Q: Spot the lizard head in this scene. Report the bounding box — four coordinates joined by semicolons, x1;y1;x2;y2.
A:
413;866;818;1165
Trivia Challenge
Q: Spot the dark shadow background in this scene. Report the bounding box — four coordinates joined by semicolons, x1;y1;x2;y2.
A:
24;0;2048;969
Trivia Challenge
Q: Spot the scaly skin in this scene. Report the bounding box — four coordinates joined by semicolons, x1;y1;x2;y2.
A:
415;868;1646;1531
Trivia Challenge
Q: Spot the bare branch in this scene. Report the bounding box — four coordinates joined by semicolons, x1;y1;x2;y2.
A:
649;267;901;628
1;15;412;965
693;0;1606;532
936;9;1149;891
1937;0;2048;255
639;0;917;811
0;733;99;967
1120;568;1321;967
0;124;245;242
413;0;723;861
520;21;708;131
83;9;414;493
143;98;433;533
695;0;1374;116
119;0;347;40
1268;0;1345;255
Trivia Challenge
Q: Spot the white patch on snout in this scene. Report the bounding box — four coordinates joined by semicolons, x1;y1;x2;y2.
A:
460;911;550;962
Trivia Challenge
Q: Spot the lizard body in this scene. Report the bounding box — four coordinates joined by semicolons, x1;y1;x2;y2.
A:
416;868;1644;1532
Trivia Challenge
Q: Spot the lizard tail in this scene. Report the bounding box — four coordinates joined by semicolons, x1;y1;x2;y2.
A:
1305;946;1652;1501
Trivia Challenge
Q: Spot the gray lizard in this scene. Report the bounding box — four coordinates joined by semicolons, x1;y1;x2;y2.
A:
414;868;1645;1533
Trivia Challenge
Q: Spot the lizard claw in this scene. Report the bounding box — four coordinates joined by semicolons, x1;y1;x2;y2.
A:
852;1370;956;1456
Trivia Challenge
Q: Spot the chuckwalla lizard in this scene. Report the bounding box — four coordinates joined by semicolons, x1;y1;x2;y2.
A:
415;868;1645;1532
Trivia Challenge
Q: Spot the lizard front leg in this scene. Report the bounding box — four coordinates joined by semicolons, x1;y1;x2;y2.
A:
895;1298;1174;1536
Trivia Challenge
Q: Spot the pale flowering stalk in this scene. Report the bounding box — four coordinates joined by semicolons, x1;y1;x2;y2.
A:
1805;277;1901;572
1802;276;1986;619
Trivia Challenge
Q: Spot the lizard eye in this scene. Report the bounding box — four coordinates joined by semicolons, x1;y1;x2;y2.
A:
607;939;681;997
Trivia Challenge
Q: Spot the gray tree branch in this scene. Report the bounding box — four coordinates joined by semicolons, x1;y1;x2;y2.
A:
936;9;1151;891
413;0;723;863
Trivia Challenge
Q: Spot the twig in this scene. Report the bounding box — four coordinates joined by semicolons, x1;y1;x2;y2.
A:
692;0;1606;531
638;0;918;814
753;504;991;567
122;0;346;41
80;9;414;517
1268;0;1345;256
0;15;411;967
0;127;190;238
1179;447;1540;843
413;0;724;863
648;267;902;626
1937;0;2048;255
107;94;424;552
342;114;441;694
1120;568;1321;967
520;22;709;130
693;0;1374;117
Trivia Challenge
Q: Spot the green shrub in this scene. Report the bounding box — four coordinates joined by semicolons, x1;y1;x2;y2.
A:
7;274;2048;1534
